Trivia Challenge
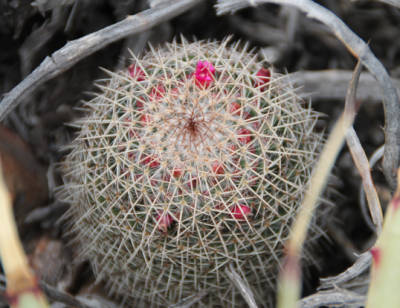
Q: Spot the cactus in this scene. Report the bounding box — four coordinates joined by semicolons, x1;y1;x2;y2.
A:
61;38;324;307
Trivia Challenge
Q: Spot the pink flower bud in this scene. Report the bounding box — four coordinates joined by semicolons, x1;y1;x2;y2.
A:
211;162;224;175
149;85;166;102
140;114;152;125
127;152;135;160
237;128;252;144
128;64;146;81
254;67;271;90
170;88;180;98
231;205;252;220
228;144;237;153
228;102;241;114
141;155;160;168
156;212;174;231
136;97;145;110
243;112;252;120
162;173;171;182
194;60;215;88
253;121;261;132
172;166;182;178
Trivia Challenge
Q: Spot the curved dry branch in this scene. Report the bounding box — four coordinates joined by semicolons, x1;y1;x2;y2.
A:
319;252;372;289
293;70;400;106
298;287;367;308
0;0;202;120
344;61;383;235
216;0;400;192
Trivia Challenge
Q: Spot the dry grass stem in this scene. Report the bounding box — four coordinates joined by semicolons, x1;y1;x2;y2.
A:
278;108;350;306
276;59;365;308
277;112;349;308
0;161;48;307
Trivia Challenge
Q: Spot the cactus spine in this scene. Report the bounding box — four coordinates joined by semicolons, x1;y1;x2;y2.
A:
61;38;323;307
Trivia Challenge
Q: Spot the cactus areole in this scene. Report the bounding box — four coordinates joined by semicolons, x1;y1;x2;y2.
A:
62;39;323;307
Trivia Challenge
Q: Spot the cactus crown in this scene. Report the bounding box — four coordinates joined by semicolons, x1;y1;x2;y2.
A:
61;38;323;307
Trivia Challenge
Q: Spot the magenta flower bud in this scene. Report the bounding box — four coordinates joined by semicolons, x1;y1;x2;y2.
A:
128;64;146;81
172;166;183;178
156;211;174;231
211;162;224;175
149;85;166;102
254;67;271;90
141;155;160;168
231;205;252;220
237;128;252;144
228;102;241;114
140;114;152;125
194;60;215;88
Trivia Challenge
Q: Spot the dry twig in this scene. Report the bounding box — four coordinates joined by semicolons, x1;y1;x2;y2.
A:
319;252;372;290
298;287;366;308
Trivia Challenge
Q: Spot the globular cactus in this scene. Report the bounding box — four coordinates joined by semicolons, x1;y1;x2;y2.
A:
61;38;324;308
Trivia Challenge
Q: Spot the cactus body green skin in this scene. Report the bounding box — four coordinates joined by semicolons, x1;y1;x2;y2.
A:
62;39;323;307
